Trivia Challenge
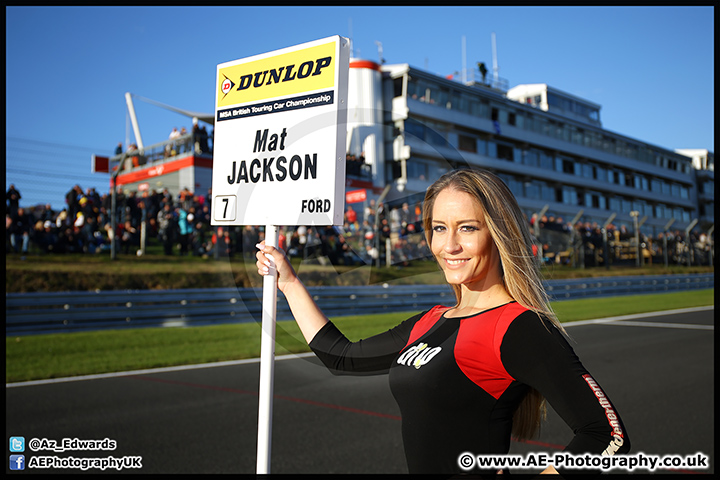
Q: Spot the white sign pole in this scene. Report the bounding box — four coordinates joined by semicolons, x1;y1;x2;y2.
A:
211;36;349;475
257;223;279;474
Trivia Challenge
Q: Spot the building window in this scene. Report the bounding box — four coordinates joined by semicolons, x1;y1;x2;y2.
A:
561;158;575;175
525;180;540;200
393;77;404;98
651;178;662;193
634;175;649;191
581;163;593;178
654;204;665;219
562;186;578;206
499;174;523;199
624;172;634;188
426;127;448;147
539;150;553;170
404;118;425;141
621;198;633;213
671;183;681;198
477;137;488;156
594;164;606;181
540;182;556;202
458;134;477;153
496;143;514;161
524;149;539;167
585;192;606;210
437;86;450;109
407;160;429;181
487;141;497;158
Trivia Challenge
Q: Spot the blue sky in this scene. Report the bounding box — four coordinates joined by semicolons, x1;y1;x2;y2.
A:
5;6;714;211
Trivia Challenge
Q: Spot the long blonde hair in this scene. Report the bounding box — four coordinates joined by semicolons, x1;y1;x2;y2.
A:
422;168;564;439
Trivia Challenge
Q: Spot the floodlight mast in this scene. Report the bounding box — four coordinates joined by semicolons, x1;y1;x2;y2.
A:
125;92;144;150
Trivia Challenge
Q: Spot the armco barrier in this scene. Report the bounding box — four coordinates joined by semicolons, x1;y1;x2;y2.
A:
5;274;713;336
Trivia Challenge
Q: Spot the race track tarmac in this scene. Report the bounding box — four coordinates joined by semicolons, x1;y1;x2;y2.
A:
6;307;714;474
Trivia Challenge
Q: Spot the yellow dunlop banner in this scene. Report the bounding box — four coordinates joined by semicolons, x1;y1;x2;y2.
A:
217;41;336;107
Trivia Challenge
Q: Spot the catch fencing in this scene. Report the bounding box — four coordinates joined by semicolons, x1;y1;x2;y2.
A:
5;273;714;336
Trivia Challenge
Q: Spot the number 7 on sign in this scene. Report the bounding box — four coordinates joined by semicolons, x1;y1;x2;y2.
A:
213;195;237;222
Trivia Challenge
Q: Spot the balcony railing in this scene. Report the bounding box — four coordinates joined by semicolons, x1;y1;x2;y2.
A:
110;132;211;174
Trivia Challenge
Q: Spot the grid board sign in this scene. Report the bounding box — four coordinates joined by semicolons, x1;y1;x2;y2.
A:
211;36;350;226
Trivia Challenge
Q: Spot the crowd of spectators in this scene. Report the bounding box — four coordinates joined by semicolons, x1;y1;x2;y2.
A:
6;183;714;268
5;183;217;258
531;214;714;267
345;152;370;177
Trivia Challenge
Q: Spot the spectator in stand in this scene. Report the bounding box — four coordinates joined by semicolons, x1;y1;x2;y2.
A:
389;206;402;240
216;226;233;257
194;203;212;252
287;229;302;258
41;204;55;223
161;188;173;206
38;220;59;253
379;217;391;243
6;184;22;218
79;196;95;221
58;223;81;253
126;144;139;170
120;219;138;254
346;153;358;176
157;202;176;255
399;202;412;229
178;127;190;153
336;234;355;265
200;125;210;153
86;187;101;209
364;198;376;226
5;212;14;254
179;187;195;211
177;204;193;256
9;206;31;255
81;214;99;253
345;205;358;232
125;191;142;226
242;225;259;260
167;127;180;157
65;185;82;221
193;122;205;154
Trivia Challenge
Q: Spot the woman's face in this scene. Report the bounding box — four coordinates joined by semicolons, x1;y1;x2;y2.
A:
430;188;502;288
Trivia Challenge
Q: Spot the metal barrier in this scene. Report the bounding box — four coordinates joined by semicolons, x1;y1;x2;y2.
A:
5;274;713;336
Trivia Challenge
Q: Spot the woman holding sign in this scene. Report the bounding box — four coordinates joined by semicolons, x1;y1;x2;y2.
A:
256;168;630;474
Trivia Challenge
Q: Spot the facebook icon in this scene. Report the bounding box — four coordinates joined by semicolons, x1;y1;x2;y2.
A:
10;454;25;470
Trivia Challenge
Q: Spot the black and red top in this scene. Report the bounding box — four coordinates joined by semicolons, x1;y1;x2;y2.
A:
309;302;630;474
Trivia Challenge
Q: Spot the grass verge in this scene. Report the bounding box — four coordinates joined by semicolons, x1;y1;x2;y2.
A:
6;289;713;384
6;252;714;292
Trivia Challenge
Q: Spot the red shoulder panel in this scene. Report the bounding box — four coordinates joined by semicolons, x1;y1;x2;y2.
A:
455;303;529;399
404;305;451;348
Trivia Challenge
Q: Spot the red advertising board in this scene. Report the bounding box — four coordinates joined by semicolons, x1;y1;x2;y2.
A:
91;155;109;173
345;189;366;203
